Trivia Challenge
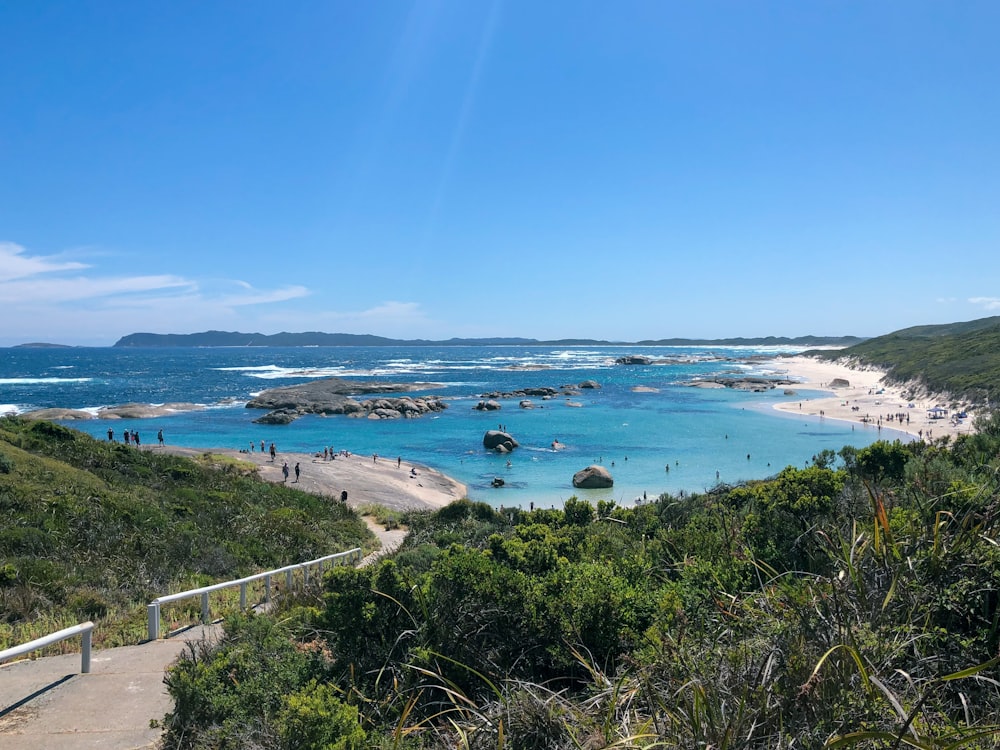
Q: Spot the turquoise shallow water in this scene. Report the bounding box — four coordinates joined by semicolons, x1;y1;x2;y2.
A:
1;345;905;507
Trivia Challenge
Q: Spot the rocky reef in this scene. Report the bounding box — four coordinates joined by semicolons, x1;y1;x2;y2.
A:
246;377;445;424
689;376;796;393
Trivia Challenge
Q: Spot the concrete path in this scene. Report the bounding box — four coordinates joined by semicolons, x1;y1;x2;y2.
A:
0;521;404;749
0;624;219;749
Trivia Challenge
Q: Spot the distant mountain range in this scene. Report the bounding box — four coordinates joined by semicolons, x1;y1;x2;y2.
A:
111;330;865;348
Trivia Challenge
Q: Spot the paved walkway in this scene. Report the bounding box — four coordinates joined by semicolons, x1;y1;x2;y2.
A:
0;520;406;749
0;624;220;749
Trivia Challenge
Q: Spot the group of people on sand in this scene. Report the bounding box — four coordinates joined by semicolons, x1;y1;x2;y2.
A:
244;440;278;460
320;446;349;460
107;427;164;447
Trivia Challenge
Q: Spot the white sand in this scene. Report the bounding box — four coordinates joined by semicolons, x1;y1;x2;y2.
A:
767;355;976;441
157;445;466;511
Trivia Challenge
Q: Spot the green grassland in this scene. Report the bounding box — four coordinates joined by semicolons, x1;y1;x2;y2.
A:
0;416;374;648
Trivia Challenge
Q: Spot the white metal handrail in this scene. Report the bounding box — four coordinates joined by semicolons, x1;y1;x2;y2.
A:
0;621;95;673
146;547;361;640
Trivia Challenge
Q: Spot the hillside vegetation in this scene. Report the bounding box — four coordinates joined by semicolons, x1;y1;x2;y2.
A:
813;316;1000;405
163;418;1000;749
0;417;374;648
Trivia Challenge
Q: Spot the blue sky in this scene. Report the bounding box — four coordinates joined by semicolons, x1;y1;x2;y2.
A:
2;1;998;346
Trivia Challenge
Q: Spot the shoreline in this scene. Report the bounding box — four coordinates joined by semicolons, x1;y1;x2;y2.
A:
155;444;467;512
765;355;976;441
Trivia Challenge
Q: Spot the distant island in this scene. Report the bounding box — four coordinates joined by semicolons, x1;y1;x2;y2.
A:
13;342;76;349
113;330;864;348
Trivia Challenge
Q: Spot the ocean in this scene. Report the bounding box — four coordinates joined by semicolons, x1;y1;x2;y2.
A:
0;345;905;508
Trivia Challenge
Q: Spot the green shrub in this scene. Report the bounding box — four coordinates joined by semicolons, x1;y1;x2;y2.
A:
276;680;366;750
163;613;324;748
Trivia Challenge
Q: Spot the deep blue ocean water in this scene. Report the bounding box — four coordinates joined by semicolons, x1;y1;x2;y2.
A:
1;346;905;507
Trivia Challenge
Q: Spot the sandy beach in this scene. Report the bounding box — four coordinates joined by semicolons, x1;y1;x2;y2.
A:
156;444;467;512
767;355;976;441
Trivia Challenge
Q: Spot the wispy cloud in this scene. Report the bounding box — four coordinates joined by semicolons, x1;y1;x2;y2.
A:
0;241;89;282
969;297;1000;311
0;242;442;345
0;274;196;304
218;282;310;307
0;241;320;345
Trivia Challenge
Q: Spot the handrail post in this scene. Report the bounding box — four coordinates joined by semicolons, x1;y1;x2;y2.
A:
264;574;272;604
240;581;247;610
81;626;92;673
201;592;210;624
286;569;293;592
147;602;160;641
1;622;95;675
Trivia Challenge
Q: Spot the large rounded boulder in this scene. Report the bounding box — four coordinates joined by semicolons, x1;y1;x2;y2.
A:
474;399;503;411
572;465;614;489
483;430;519;453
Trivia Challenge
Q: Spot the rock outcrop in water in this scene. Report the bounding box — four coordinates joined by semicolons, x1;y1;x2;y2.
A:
689;376;795;392
483;430;519;453
23;403;207;420
615;355;652;365
246;377;444;424
479;382;599;400
572;465;614;488
474;399;503;411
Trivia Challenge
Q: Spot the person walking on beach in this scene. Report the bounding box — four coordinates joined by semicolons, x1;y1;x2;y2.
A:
294;462;300;482
124;430;130;446
107;428;113;442
282;461;289;482
260;440;265;453
270;443;276;461
157;429;164;446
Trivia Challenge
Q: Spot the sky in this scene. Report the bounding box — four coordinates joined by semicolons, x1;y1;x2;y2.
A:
2;1;999;346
